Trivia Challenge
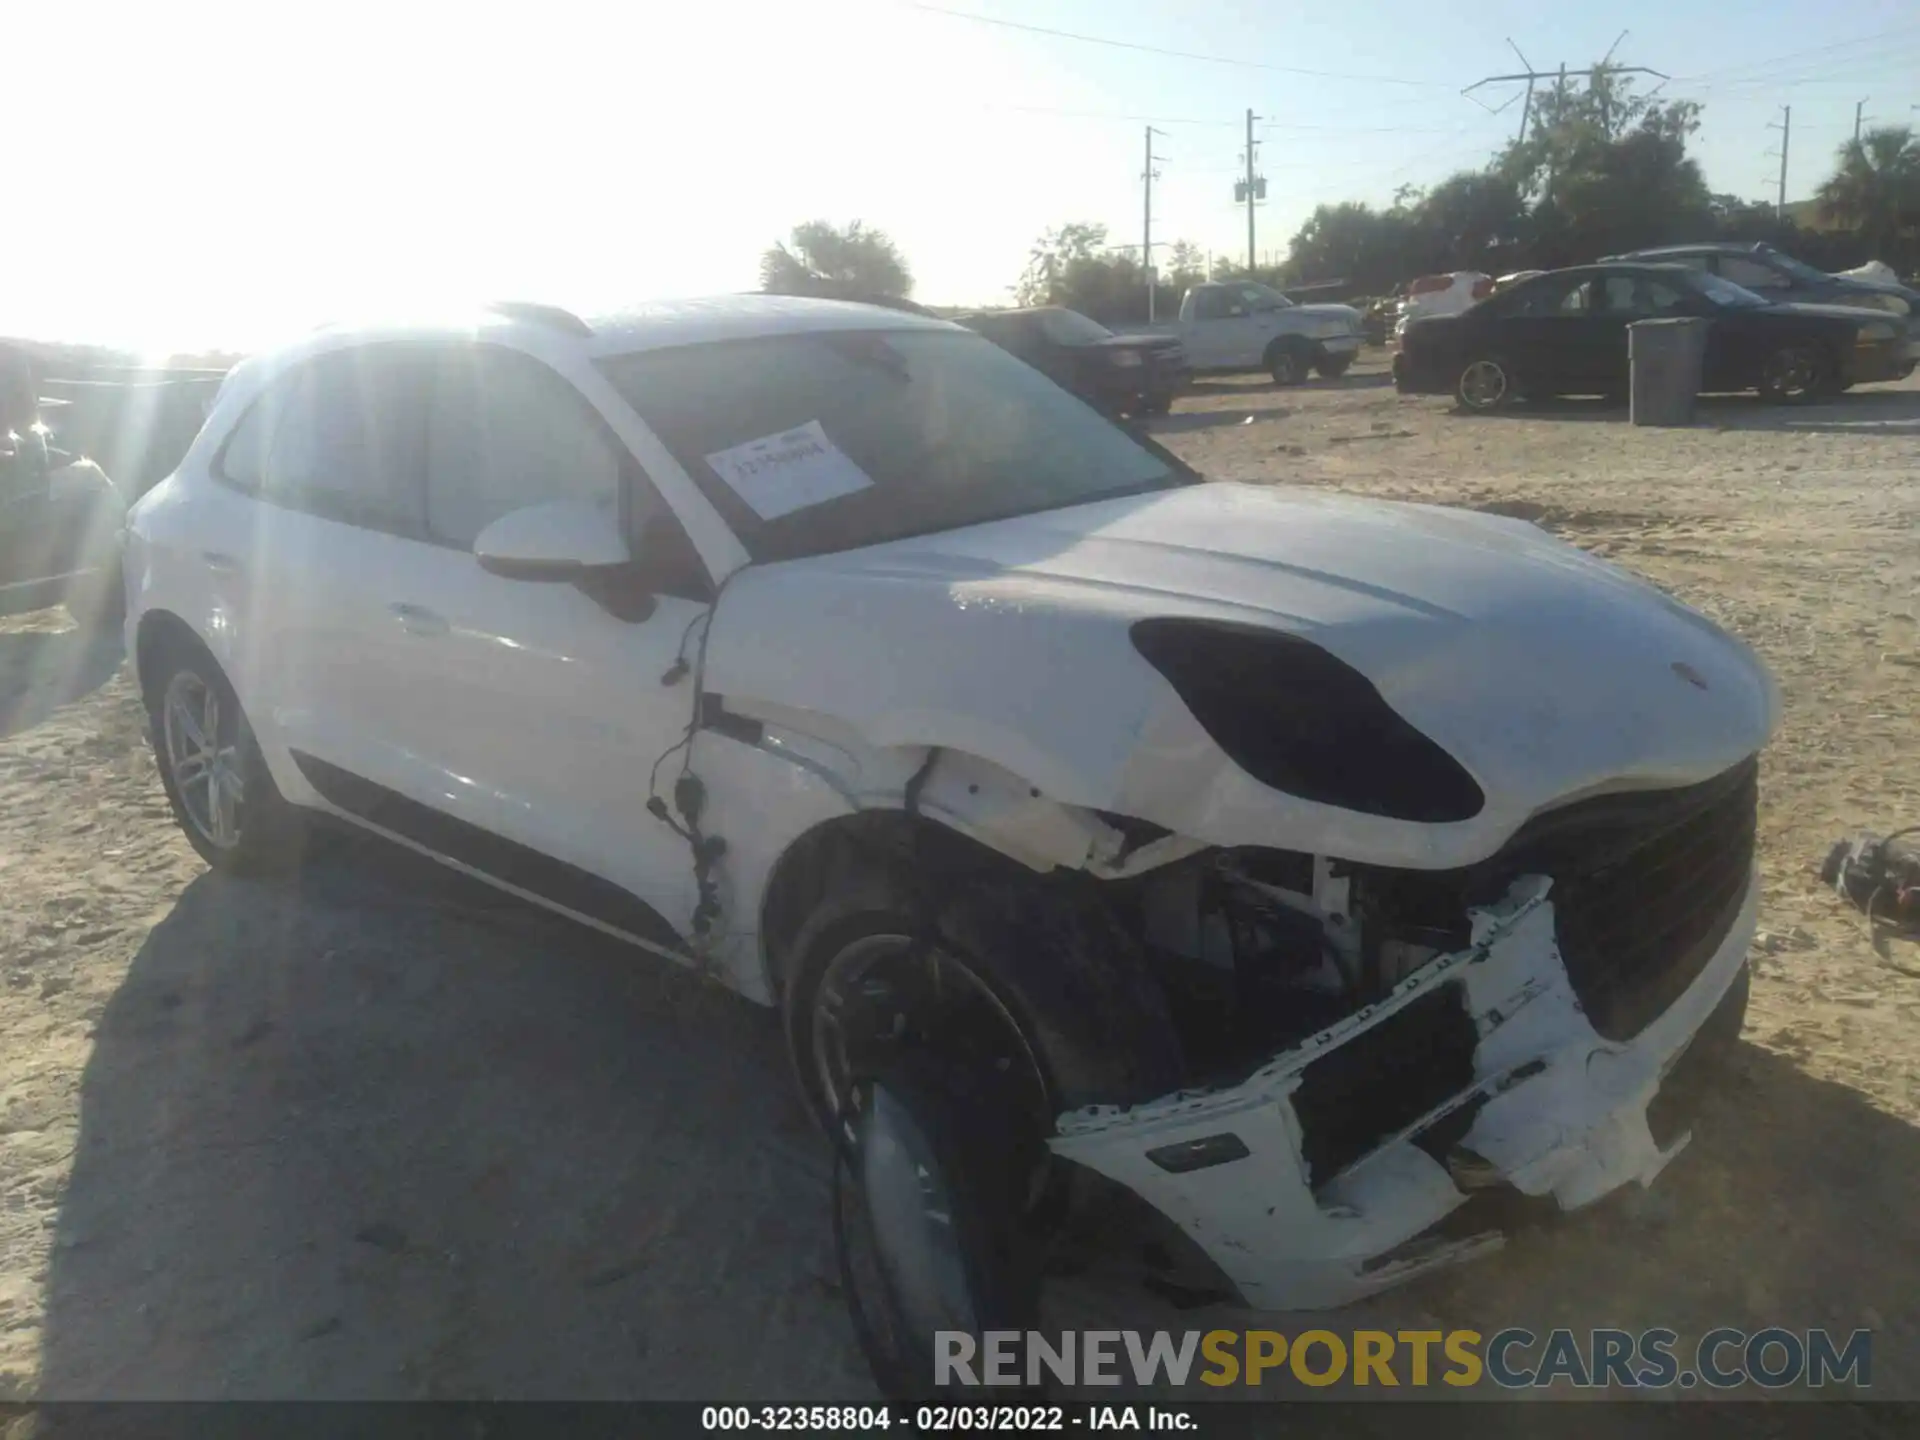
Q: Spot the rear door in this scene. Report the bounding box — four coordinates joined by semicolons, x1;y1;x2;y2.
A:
234;345;455;817
1487;273;1617;392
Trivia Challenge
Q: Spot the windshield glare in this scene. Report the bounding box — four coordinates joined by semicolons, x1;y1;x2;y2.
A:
1692;273;1770;309
1766;250;1834;284
600;329;1185;562
1036;308;1114;345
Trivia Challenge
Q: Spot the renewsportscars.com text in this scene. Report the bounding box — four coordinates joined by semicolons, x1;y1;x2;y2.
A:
935;1327;1872;1391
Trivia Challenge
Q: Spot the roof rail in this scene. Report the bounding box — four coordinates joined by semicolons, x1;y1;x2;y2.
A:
485;301;593;337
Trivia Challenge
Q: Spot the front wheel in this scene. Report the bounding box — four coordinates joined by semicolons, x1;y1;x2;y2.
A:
1756;344;1827;404
1456;354;1516;413
145;640;306;874
1316;355;1353;380
1268;345;1310;387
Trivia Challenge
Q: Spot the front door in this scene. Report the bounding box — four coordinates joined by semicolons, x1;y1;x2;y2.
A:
385;343;717;941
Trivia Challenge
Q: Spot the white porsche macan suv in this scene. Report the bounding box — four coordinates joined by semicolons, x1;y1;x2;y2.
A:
124;296;1775;1376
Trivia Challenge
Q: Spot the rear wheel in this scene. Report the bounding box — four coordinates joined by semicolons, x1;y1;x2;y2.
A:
145;638;306;874
1756;344;1827;403
1456;354;1516;413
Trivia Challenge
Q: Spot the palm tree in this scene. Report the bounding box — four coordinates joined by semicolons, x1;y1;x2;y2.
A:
1814;126;1920;259
759;220;913;299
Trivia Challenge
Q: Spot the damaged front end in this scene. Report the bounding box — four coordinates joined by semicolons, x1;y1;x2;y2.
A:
1054;757;1759;1309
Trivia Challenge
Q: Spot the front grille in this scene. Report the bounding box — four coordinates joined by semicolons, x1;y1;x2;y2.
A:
1292;981;1478;1187
1488;758;1759;1041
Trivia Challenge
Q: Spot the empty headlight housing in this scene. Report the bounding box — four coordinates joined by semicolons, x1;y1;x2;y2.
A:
1131;618;1485;823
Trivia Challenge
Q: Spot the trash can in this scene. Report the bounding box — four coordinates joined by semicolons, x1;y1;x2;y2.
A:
1628;318;1710;427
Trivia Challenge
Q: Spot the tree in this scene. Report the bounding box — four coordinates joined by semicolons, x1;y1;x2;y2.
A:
1495;64;1710;264
1815;127;1920;262
760;220;913;298
1014;223;1110;307
1163;240;1208;294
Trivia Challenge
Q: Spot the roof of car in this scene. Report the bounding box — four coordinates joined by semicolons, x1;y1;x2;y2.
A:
1610;243;1762;258
309;294;959;360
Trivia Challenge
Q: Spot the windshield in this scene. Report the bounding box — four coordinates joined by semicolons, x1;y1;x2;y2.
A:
1691;273;1771;309
1237;283;1293;312
1764;250;1835;284
601;329;1187;563
1036;308;1114;345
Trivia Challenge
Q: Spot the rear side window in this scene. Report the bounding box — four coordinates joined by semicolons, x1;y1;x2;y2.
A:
216;347;427;535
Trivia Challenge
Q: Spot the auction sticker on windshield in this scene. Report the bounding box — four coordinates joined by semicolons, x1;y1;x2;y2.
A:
704;420;874;521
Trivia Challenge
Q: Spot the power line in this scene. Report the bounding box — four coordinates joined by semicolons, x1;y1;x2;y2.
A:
904;3;1451;85
1671;23;1920;85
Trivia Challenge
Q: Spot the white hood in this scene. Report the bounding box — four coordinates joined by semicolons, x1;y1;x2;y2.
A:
704;483;1775;869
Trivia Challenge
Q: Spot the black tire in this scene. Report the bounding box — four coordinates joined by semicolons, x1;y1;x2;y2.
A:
1143;391;1176;416
1315;356;1353;380
1267;342;1311;387
143;634;306;875
1455;354;1517;413
781;826;1185;1139
1756;344;1828;404
832;1053;1048;1401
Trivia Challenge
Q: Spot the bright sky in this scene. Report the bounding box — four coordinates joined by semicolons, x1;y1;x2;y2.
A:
8;0;1919;353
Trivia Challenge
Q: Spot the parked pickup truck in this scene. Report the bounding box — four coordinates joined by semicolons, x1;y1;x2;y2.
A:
1150;281;1367;385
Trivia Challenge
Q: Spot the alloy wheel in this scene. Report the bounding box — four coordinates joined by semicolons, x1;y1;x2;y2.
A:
810;933;1050;1148
161;669;244;849
1763;346;1816;401
1459;359;1509;410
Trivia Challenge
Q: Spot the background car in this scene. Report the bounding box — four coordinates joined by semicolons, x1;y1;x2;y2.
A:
0;342;126;629
1392;263;1914;411
1610;242;1920;327
1147;281;1365;385
955;306;1189;417
1393;271;1494;341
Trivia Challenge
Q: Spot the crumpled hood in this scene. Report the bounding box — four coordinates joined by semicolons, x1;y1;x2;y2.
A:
704;483;1776;868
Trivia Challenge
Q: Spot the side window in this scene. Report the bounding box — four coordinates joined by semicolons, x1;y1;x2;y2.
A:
1721;256;1788;291
1667;255;1712;272
1641;279;1692;315
248;348;427;534
423;347;620;551
1192;289;1231;321
1599;276;1641;313
1558;280;1594;313
423;346;710;599
214;393;277;492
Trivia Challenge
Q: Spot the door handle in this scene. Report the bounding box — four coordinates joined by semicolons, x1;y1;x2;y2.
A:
202;550;242;576
388;602;450;637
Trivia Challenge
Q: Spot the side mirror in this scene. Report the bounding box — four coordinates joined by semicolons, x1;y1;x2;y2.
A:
474;499;629;582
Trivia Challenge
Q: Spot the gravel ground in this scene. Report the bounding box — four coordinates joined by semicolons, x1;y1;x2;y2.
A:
1;356;1916;1403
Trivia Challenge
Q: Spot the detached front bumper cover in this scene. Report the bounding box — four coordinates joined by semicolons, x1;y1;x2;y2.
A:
1049;870;1759;1310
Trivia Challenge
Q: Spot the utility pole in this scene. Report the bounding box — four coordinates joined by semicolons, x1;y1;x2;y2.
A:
1143;126;1165;322
1769;105;1791;219
1854;98;1869;144
1464;53;1669;160
1508;39;1535;145
1243;109;1260;272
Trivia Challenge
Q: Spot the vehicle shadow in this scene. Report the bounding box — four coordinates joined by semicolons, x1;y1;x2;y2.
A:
36;838;872;1400
0;622;124;739
1451;386;1920;433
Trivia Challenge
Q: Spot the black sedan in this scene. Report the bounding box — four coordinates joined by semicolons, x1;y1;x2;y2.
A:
1392;263;1916;412
955;306;1190;417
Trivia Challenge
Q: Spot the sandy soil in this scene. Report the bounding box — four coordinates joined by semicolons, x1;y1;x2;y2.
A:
1;358;1916;1403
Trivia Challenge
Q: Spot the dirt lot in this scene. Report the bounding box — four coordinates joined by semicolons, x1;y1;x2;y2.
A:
2;357;1917;1403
